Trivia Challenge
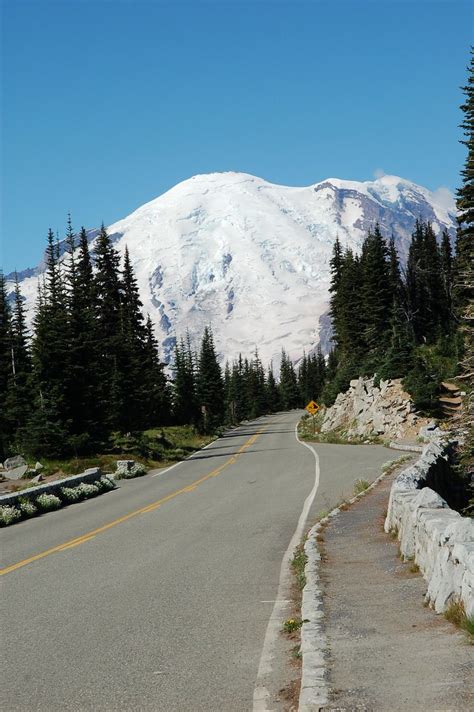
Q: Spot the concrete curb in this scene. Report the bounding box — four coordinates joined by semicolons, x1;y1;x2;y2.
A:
0;468;113;508
298;466;395;711
389;441;423;453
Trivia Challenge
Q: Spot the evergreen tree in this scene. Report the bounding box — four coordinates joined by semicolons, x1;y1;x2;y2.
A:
359;224;392;359
141;315;170;426
265;366;280;412
455;46;474;307
454;48;474;402
93;224;123;431
196;326;224;432
27;231;72;455
228;355;246;422
337;249;365;363
328;236;345;351
378;304;415;381
440;229;454;329
173;337;198;425
0;274;12;457
5;277;32;439
279;349;299;409
248;348;268;417
68;226;103;447
118;246;147;431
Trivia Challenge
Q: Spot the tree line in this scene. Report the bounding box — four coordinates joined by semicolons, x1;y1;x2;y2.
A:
322;47;473;415
322;219;460;411
0;223;326;460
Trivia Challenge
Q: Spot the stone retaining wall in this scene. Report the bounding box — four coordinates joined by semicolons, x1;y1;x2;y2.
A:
385;440;474;617
0;467;107;508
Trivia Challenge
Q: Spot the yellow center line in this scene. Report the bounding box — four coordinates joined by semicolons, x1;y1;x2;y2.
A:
1;427;266;577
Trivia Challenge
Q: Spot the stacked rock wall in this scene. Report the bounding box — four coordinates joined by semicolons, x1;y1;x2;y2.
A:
385;440;474;617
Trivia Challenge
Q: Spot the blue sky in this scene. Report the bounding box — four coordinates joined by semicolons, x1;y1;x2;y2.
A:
1;0;472;272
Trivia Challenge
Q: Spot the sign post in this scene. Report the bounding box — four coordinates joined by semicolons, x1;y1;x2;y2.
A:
305;400;320;434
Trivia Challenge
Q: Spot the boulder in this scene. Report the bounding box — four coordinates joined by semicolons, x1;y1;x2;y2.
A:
4;464;28;480
35;461;44;471
4;455;26;470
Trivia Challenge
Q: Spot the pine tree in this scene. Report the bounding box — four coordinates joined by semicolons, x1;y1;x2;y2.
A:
0;274;12;457
328;236;345;351
359;224;392;358
118;246;148;431
5;277;32;438
455;47;474;290
141;315;170;426
27;231;72;455
248;348;268;417
196;326;224;432
265;366;280;412
279;349;299;409
93;224;123;431
68;226;104;447
454;48;474;461
173;337;197;425
440;229;454;330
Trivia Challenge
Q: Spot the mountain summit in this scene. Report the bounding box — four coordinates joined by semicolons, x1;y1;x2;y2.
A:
7;171;456;366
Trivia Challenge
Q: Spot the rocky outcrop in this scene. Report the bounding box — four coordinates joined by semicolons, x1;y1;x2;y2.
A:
321;377;419;439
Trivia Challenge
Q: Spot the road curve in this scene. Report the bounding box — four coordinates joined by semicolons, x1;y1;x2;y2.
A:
1;411;393;711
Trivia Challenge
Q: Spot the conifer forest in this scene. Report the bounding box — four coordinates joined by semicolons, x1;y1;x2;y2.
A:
0;51;472;465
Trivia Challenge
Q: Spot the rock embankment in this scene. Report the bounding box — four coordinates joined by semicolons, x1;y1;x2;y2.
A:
321;376;421;439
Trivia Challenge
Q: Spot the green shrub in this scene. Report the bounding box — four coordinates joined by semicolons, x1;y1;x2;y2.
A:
18;498;38;517
77;482;100;497
36;493;62;511
60;486;83;503
98;476;116;490
0;505;22;526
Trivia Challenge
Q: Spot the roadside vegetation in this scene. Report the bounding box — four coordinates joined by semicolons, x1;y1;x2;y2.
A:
0;475;116;527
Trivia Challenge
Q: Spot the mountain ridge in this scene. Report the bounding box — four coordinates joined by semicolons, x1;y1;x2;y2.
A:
6;171;457;368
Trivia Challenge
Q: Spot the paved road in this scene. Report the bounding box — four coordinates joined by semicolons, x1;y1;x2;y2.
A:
1;411;394;711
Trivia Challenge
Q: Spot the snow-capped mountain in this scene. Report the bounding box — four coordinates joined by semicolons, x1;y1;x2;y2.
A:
6;171;456;367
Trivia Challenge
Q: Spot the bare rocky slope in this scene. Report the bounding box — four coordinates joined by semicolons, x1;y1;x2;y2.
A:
321;376;426;440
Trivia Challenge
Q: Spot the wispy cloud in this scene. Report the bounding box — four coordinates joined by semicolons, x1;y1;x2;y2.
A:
373;168;386;179
432;186;455;212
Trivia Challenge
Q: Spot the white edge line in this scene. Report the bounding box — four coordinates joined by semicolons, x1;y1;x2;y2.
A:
252;421;321;712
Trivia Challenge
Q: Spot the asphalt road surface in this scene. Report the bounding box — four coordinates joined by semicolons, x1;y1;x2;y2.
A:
1;411;395;711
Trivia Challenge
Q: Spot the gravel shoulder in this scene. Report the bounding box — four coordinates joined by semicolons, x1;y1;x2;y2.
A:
320;471;473;711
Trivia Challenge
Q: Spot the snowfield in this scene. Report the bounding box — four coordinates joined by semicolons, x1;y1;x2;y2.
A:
7;171;456;367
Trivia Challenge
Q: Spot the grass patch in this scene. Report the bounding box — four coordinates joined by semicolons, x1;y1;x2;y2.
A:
317;509;330;520
444;599;474;639
353;478;370;495
409;562;420;573
291;545;308;591
20;425;215;479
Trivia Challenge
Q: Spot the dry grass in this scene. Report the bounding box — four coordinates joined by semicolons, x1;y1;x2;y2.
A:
444;599;474;640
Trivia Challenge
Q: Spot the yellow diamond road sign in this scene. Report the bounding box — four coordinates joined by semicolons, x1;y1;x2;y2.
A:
305;400;320;415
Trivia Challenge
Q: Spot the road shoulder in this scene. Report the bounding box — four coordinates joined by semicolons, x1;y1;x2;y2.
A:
315;470;472;711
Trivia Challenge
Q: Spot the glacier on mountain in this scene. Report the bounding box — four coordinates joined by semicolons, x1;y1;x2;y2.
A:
6;171;456;368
